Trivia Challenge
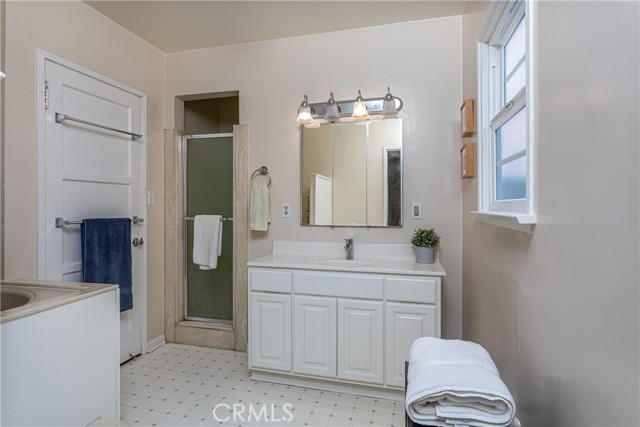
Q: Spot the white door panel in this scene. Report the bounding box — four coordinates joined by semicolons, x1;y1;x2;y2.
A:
41;57;145;364
250;292;292;372
384;303;436;387
293;296;337;378
337;299;384;385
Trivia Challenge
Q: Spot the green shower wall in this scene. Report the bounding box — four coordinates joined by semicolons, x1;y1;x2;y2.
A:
186;136;233;321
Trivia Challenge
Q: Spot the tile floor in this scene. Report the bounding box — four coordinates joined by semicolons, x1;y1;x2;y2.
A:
120;343;405;427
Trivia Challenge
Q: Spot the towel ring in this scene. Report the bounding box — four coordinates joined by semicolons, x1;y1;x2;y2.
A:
251;166;271;188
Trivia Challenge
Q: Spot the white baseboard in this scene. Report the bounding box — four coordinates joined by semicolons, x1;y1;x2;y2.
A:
251;370;404;401
147;335;166;353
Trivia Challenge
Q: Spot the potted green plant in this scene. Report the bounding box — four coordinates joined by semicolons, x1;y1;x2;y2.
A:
410;227;440;264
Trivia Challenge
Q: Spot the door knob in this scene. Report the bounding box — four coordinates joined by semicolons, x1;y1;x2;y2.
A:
132;237;144;247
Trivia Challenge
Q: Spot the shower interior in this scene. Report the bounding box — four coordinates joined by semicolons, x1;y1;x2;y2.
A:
183;134;233;325
182;95;239;327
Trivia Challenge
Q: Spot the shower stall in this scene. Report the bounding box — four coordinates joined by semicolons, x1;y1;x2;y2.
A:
183;133;234;325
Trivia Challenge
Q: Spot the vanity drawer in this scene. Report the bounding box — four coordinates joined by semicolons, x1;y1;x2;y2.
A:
384;276;439;304
294;272;383;300
250;269;292;293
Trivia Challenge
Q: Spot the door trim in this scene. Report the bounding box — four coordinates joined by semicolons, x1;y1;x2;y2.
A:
164;125;249;351
36;49;148;354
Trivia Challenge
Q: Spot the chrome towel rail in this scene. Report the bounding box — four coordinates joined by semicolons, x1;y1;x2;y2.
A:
55;216;144;229
55;113;143;141
185;216;233;222
250;166;271;188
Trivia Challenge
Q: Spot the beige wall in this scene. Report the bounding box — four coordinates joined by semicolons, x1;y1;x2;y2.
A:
166;17;464;338
4;1;166;343
462;2;639;425
0;0;5;279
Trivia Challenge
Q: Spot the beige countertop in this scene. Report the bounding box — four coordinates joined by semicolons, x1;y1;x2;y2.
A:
1;280;119;323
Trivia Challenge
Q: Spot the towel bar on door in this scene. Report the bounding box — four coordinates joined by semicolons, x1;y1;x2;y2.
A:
55;113;143;141
55;216;144;228
250;166;271;188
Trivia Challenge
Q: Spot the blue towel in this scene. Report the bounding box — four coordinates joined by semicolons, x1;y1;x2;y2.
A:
81;218;133;312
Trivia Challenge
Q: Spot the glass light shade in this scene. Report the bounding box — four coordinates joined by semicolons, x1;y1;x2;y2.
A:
296;106;314;126
352;100;369;119
351;90;369;120
325;104;340;119
325;92;340;120
381;87;398;119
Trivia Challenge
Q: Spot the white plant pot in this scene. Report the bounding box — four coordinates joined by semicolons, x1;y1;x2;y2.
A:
415;246;435;264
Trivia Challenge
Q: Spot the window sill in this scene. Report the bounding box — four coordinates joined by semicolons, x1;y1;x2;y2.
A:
469;211;536;233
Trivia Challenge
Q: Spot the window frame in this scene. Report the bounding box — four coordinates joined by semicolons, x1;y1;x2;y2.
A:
474;0;536;231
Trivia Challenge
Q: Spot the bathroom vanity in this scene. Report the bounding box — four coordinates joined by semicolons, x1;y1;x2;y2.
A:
247;241;445;399
0;280;120;426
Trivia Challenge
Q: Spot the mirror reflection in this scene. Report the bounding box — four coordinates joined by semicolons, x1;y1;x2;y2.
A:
301;120;402;227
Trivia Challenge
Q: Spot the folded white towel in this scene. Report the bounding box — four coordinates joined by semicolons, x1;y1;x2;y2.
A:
192;215;223;270
406;337;517;427
250;183;270;231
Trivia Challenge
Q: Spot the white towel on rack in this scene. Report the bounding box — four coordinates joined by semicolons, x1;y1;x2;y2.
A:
193;215;223;270
250;184;270;231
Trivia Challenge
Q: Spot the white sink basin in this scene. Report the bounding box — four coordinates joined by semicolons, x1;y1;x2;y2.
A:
316;259;374;268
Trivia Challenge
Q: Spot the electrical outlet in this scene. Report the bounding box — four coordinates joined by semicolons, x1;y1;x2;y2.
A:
281;202;291;218
147;191;155;206
411;202;422;219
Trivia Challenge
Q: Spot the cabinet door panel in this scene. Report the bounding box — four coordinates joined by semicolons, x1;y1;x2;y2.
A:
337;299;383;384
250;293;292;372
293;296;337;378
384;302;436;387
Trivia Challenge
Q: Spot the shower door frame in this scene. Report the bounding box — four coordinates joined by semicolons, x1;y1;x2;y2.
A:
163;125;249;352
182;133;234;326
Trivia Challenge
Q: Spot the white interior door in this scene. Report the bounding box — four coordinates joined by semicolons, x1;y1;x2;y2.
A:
40;54;146;364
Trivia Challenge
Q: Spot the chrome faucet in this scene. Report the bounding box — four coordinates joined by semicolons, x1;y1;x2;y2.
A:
344;238;354;260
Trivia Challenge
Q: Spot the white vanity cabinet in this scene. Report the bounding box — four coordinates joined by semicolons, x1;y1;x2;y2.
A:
248;257;443;398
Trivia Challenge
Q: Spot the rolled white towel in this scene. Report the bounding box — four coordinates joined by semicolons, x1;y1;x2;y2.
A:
406;337;517;427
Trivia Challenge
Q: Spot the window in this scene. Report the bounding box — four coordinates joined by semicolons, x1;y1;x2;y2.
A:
474;0;536;231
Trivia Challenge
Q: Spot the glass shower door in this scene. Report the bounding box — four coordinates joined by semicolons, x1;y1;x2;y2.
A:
184;134;233;323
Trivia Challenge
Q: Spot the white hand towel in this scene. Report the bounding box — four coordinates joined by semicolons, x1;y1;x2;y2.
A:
250;183;270;231
192;215;223;270
406;337;517;427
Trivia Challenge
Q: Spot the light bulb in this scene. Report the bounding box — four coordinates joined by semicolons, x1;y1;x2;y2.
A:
351;90;369;120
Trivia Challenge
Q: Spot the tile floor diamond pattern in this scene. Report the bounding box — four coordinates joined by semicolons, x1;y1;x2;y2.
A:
120;343;405;426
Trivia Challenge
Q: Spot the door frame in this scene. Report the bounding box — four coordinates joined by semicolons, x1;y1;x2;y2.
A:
36;49;148;354
164;125;249;351
181;133;234;324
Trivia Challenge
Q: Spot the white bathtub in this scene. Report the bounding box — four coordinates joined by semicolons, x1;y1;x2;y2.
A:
1;280;120;426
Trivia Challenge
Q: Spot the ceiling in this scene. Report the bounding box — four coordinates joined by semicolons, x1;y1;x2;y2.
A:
84;1;473;54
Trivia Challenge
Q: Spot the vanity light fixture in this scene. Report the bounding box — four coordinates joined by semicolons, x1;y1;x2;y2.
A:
297;88;403;125
296;95;315;127
351;90;369;120
324;92;340;120
0;71;5;79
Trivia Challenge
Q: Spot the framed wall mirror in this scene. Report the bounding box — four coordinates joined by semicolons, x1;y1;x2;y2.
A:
301;120;402;227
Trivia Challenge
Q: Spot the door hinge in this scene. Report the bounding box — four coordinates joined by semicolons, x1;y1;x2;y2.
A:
44;80;49;110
